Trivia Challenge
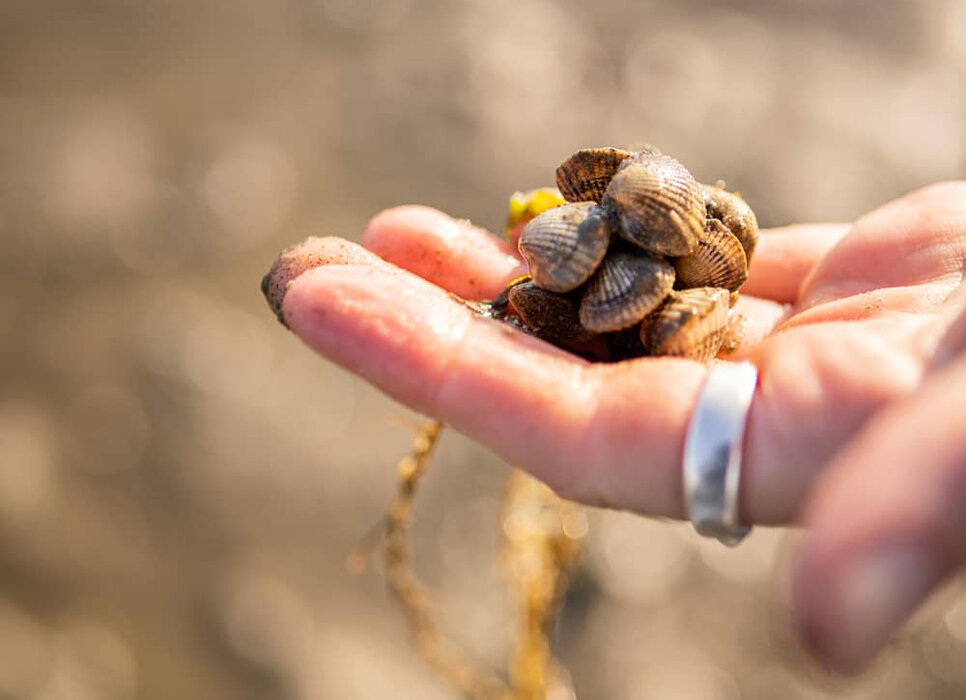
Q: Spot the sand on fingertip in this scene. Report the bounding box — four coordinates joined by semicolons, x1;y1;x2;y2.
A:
261;236;389;325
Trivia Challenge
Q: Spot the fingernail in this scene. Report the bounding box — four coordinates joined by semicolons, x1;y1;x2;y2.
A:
825;545;937;670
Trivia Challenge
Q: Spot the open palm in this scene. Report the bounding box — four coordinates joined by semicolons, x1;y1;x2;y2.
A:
267;182;966;671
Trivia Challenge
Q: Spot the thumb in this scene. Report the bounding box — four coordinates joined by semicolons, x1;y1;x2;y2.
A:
792;354;966;672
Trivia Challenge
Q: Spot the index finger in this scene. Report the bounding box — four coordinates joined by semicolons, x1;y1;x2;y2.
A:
280;257;706;517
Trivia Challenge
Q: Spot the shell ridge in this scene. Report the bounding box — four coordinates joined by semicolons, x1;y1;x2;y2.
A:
674;221;747;291
579;253;675;332
642;287;730;360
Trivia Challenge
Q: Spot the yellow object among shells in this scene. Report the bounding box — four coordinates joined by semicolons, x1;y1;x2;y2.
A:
504;187;566;245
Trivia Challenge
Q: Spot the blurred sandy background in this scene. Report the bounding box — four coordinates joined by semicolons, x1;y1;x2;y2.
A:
2;0;966;698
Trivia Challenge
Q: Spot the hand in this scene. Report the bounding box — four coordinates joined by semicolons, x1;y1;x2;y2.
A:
264;182;966;672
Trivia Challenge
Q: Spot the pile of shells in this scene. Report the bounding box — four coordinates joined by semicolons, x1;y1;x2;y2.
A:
500;146;758;363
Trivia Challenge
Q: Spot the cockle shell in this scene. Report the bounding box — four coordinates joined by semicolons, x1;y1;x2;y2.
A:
702;183;759;263
555;147;634;204
640;287;730;362
508;281;597;344
603;151;705;257
579;252;675;332
674;218;748;292
518;201;611;293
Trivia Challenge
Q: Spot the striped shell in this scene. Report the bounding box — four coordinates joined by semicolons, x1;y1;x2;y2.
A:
555;147;634;203
508;281;596;344
674;218;748;292
641;287;730;362
579;252;675;332
702;184;759;262
518;202;611;293
603;151;705;257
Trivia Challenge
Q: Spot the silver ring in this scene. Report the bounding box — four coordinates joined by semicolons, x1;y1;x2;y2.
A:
683;361;758;547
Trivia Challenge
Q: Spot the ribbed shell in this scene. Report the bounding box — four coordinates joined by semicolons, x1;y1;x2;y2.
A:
674;219;748;292
579;252;675;332
518;202;611;293
702;184;759;263
508;282;596;344
641;287;730;362
603;151;704;257
555;147;634;203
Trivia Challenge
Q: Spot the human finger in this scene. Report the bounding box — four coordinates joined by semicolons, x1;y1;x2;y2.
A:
741;224;850;303
362;205;525;300
930;285;966;369
791;355;966;672
741;312;930;525
261;235;397;324
281;261;708;517
776;284;951;331
800;181;966;309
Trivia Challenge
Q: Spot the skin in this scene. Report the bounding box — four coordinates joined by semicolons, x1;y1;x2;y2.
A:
272;183;966;673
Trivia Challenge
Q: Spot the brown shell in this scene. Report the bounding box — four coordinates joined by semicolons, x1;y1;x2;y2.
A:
555;147;634;203
603;151;704;257
674;218;748;292
518;201;611;293
508;281;597;344
641;287;730;362
702;183;759;262
579;252;675;332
